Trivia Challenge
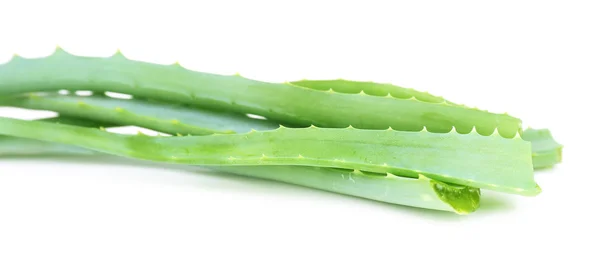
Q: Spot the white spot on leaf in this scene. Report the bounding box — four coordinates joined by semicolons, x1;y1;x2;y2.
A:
75;90;93;96
246;113;267;120
105;91;133;99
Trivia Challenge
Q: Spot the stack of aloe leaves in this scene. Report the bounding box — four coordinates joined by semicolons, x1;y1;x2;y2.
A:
0;48;562;214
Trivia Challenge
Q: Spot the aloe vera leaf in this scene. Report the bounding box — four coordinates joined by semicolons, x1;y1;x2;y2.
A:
0;94;279;135
0;135;480;214
1;116;482;213
522;128;563;153
0;116;538;195
289;79;516;127
530;150;562;169
0;116;481;213
0;48;521;137
522;128;563;169
290;79;454;104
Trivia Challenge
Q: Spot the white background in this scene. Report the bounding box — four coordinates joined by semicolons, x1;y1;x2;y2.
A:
0;1;598;268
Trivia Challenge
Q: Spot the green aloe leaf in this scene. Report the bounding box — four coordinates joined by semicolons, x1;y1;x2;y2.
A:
0;117;480;214
0;116;538;195
0;48;521;137
0;135;480;214
522;128;563;169
290;79;453;104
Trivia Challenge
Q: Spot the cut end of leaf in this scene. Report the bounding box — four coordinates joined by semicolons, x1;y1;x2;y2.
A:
430;180;480;214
